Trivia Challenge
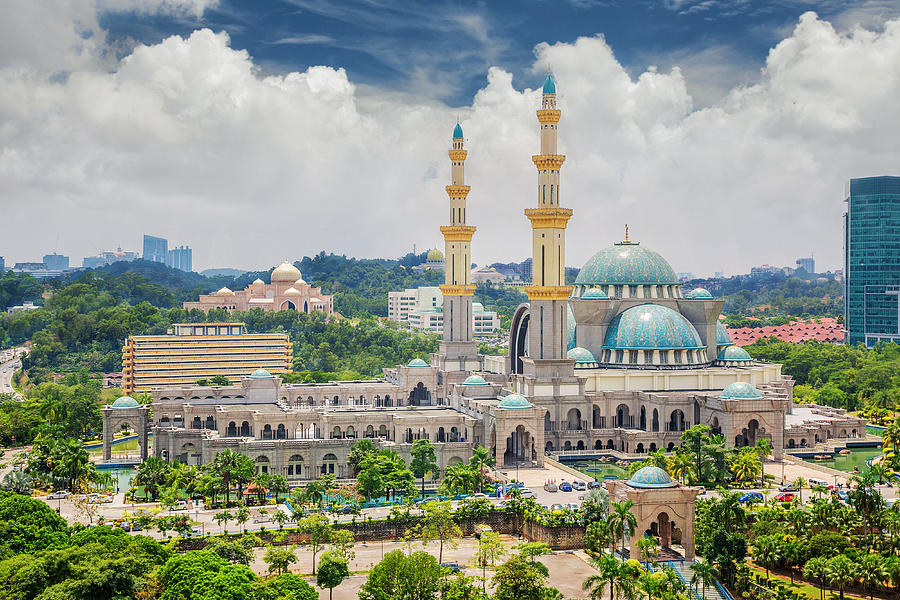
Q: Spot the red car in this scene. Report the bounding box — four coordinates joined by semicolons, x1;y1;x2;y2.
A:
774;492;795;502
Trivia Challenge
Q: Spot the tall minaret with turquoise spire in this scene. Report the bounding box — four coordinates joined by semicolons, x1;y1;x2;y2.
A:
438;121;480;371
524;70;574;364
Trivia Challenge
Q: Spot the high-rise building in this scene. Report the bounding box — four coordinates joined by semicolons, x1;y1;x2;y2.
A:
520;258;532;281
121;322;292;394
795;257;815;273
387;286;499;336
166;245;193;272
844;176;900;347
42;253;69;271
83;256;106;269
143;235;168;263
0;256;5;273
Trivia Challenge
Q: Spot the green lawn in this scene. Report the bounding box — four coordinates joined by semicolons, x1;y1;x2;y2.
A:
747;565;876;600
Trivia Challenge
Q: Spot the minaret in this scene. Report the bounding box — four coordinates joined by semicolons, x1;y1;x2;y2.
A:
524;70;574;363
438;121;479;370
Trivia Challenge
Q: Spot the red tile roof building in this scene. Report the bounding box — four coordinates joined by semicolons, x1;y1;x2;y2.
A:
725;318;844;346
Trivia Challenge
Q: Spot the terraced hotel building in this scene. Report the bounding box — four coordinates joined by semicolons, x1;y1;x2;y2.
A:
121;323;291;394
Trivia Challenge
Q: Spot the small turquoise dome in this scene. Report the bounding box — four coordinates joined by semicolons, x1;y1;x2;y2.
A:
111;396;139;409
453;123;463;139
627;466;676;489
463;375;488;386
581;288;608;299
575;242;678;286
686;287;713;299
498;393;533;409
250;368;273;379
407;358;429;367
542;73;556;94
716;321;733;347
567;347;596;363
717;346;751;361
721;381;763;399
566;304;576;351
603;304;704;350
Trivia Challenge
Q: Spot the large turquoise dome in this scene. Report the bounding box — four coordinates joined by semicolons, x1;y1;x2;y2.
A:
407;358;429;367
567;347;597;363
627;466;676;489
686;287;713;299
498;394;533;409
463;375;488;386
716;321;733;347
575;242;678;286
721;381;763;399
603;304;703;350
110;396;140;409
250;368;273;379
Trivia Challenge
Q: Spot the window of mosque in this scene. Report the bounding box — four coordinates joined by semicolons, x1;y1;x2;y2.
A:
629;285;637;297
674;350;682;364
644;351;653;364
629;350;638;364
614;285;623;297
660;351;668;365
616;350;624;363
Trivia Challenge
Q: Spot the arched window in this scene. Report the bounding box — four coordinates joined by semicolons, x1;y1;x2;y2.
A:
287;454;303;477
276;423;287;440
256;455;270;474
240;421;251;436
192;416;202;429
262;424;273;440
226;421;237;436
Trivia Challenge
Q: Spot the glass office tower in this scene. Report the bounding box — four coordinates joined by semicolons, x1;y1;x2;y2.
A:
844;176;900;347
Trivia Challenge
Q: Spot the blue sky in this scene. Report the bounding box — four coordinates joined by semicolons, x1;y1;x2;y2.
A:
101;0;900;106
4;0;900;273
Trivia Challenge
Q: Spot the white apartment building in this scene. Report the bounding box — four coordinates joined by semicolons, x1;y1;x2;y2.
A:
387;288;499;336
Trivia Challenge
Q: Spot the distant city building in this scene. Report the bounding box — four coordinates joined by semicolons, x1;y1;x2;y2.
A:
83;256;106;269
183;262;334;316
121;322;292;394
166;245;192;272
844;176;900;347
387;286;499;336
470;266;505;285
13;262;45;271
520;258;532;281
6;301;40;314
42;253;69;271
0;256;4;273
101;248;140;264
795;257;815;274
677;272;694;281
750;264;780;276
713;271;724;279
143;235;168;263
411;248;445;272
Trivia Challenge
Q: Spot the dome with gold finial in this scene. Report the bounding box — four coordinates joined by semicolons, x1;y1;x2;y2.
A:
271;262;302;283
215;286;235;296
283;287;301;296
427;249;444;260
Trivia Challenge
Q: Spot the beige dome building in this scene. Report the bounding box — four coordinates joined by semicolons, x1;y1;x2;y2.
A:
183;262;334;316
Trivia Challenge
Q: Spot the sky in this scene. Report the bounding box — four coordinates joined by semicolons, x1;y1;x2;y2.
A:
2;1;900;275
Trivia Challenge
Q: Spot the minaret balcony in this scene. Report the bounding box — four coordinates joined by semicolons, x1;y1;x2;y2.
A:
525;207;573;228
448;149;467;161
524;285;572;301
537;109;561;124
439;284;476;297
439;225;476;241
532;154;566;170
445;185;471;199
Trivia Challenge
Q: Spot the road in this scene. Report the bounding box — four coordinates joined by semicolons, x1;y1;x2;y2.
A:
0;346;26;399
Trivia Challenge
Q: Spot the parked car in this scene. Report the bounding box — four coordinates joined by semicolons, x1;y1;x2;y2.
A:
550;503;565;511
779;483;798;492
566;503;579;510
341;504;360;514
808;478;829;488
587;481;601;490
835;489;850;502
441;562;462;573
558;481;573;492
543;482;558;493
117;522;132;532
572;480;587;491
520;489;536;498
416;498;438;508
739;492;764;503
774;492;795;502
474;524;493;539
471;493;488;500
173;500;192;511
48;490;71;500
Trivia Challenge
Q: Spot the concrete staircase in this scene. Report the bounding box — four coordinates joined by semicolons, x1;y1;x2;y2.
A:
663;560;732;600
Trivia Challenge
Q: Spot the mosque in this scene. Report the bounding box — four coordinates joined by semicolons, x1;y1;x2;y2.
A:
103;72;863;488
182;262;334;316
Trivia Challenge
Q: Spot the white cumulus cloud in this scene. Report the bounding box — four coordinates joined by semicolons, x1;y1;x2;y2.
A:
1;7;899;275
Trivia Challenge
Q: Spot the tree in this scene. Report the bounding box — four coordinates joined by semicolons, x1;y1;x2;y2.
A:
331;528;356;563
317;549;350;600
825;554;858;600
269;474;289;503
210;449;245;505
263;544;298;576
583;552;620;600
474;531;506;594
215;509;233;534
804;557;828;600
357;463;386;500
469;445;495;492
637;536;659;563
358;549;442;600
492;554;563;600
300;514;332;575
680;424;712;485
608;500;638;555
690;560;718;598
133;456;171;502
439;572;489;600
205;536;254;565
585;520;613;553
157;550;256;600
420;500;462;563
859;553;887;600
410;439;439;497
253;573;318;600
794;477;807;504
235;505;250;533
209;374;231;386
754;535;782;579
348;438;377;475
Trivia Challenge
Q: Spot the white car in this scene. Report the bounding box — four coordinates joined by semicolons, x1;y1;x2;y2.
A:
470;493;488;500
572;480;587;491
520;489;536;498
48;490;71;500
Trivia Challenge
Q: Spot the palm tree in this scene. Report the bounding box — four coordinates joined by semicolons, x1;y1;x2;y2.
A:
825;554;858;600
637;536;659;563
215;509;233;534
716;490;747;531
469;445;495;492
269;474;289;503
794;477;807;504
304;479;325;506
804;557;828;600
59;439;90;490
690;560;718;598
210;449;241;505
235;505;250;533
668;452;694;485
754;536;781;579
134;456;170;502
608;500;638;556
859;554;887;600
584;552;621;600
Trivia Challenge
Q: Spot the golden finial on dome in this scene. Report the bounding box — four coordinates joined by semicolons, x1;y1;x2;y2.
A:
624;224;629;243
